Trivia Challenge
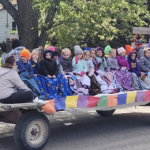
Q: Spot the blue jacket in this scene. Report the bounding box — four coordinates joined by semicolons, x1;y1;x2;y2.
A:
29;60;41;74
17;60;34;76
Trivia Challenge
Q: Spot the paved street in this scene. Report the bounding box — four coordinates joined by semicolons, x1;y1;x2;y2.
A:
0;107;150;150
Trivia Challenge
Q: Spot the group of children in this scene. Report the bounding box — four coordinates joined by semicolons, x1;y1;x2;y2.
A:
5;42;150;100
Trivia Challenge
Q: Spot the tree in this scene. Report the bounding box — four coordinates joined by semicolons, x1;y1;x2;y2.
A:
0;0;60;49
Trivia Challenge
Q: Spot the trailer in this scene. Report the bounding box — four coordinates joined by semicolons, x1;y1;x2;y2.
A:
0;90;150;150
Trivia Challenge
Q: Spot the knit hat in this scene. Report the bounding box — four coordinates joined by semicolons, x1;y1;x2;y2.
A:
104;45;111;55
53;51;60;57
20;49;30;60
96;47;104;51
74;45;83;56
117;47;126;55
84;47;91;51
12;39;21;49
47;46;55;51
125;45;133;55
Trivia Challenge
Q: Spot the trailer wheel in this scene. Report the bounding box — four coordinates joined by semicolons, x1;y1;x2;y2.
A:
14;110;50;150
96;110;115;117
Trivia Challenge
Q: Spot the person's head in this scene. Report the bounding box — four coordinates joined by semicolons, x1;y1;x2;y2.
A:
83;50;90;60
96;47;104;57
20;49;30;63
53;51;60;60
90;48;96;58
3;55;16;68
109;49;116;57
74;45;83;60
43;50;53;60
12;39;21;49
131;52;137;60
135;40;143;49
144;48;150;57
117;47;126;57
47;46;55;52
55;47;61;53
31;50;40;62
10;36;16;42
61;48;71;59
128;51;138;64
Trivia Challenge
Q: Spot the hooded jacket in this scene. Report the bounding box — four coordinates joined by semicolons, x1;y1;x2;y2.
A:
135;45;144;60
139;55;150;72
0;66;29;99
128;52;141;77
40;50;58;76
116;55;130;70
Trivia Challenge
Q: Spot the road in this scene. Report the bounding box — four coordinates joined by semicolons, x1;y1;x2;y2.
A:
0;106;150;150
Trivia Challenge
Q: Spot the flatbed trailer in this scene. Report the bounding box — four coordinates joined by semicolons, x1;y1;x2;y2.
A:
0;90;150;150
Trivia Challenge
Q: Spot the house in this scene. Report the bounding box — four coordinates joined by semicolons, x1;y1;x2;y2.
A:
0;0;18;43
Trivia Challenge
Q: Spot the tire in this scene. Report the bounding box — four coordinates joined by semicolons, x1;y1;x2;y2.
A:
96;109;115;117
14;110;50;150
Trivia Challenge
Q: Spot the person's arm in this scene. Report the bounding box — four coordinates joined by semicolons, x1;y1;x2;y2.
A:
83;60;88;73
135;63;141;77
36;63;41;74
126;61;130;70
103;58;107;68
139;58;149;72
40;60;49;76
53;61;58;76
107;58;114;69
10;70;29;90
1;50;15;64
59;63;64;74
29;63;34;76
72;57;78;68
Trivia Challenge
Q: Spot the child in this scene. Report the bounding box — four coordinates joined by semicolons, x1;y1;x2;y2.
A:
29;50;41;76
83;50;101;95
115;47;133;90
17;49;33;78
72;45;87;75
96;47;107;71
40;50;58;78
17;49;41;97
53;51;64;75
128;51;149;90
60;48;72;72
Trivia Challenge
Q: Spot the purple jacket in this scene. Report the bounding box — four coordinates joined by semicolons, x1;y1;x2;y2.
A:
116;55;130;70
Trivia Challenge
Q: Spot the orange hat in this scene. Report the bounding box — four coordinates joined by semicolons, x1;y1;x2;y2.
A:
20;49;30;60
125;45;133;55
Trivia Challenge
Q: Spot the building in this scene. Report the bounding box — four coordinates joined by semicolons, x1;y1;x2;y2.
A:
0;0;18;43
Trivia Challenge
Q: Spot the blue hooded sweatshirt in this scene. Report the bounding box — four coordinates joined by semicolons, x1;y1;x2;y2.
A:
128;51;141;77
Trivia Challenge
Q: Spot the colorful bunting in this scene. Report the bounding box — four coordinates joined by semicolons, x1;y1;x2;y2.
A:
42;91;150;114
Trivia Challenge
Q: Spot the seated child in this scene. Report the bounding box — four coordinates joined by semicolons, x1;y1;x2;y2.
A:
128;51;149;90
29;50;41;76
96;47;107;71
83;50;102;95
40;50;58;78
60;48;72;73
53;51;64;75
17;49;33;78
17;49;41;96
115;47;133;90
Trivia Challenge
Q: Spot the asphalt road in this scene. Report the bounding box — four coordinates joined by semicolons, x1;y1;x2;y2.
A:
0;107;150;150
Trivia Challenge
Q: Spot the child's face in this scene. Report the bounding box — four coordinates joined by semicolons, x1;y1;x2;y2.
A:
90;50;96;58
131;53;136;60
84;53;90;60
120;52;126;57
46;53;51;59
63;52;70;59
111;51;116;57
76;53;83;59
54;56;59;60
145;51;150;57
97;51;103;57
21;57;28;63
32;53;39;60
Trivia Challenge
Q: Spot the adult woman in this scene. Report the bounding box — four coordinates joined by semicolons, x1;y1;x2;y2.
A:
0;56;34;104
